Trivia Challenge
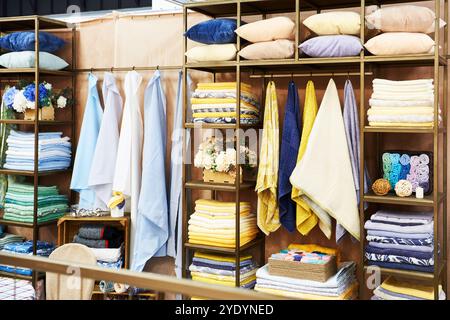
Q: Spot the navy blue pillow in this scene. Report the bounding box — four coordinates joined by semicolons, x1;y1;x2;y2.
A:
185;19;239;44
0;32;66;53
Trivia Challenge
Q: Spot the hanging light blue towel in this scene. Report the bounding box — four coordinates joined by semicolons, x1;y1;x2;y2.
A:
278;81;302;232
132;70;169;272
70;73;103;209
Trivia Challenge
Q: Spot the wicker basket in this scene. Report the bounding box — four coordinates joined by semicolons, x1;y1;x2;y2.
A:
203;167;243;184
268;256;337;282
24;105;55;121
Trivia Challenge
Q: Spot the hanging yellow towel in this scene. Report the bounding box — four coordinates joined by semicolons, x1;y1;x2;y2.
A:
290;81;319;235
256;81;280;235
289;79;360;240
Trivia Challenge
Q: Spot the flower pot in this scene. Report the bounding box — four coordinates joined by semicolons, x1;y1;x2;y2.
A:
203;167;243;184
24;106;55;121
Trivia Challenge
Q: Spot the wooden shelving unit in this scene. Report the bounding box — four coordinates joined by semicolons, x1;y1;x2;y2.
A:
172;0;448;299
0;15;76;287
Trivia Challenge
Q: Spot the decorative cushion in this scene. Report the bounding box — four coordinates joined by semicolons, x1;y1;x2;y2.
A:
303;12;361;35
239;40;295;60
299;35;363;57
0;51;69;70
365;33;435;56
0;31;66;53
185;44;237;62
366;5;445;34
184;18;239;44
235;17;295;43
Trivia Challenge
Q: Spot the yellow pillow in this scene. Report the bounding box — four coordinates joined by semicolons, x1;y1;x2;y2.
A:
239;40;295;60
303;11;361;35
185;44;237;62
365;33;435;56
366;5;445;34
235;17;295;43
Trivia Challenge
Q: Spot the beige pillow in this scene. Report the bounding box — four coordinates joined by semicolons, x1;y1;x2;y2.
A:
239;39;295;60
185;44;237;62
303;12;361;35
365;33;435;56
366;5;445;34
235;17;295;43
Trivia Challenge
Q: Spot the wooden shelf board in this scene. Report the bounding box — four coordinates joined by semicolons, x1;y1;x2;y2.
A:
185;180;255;191
0;15;69;32
57;215;130;226
0;68;74;76
0;217;60;228
0;168;72;177
363;191;444;207
0;119;73;125
364;126;436;134
184;236;264;255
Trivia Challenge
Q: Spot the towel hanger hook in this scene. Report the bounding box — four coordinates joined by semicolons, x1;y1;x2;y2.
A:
156;65;160;71
132;66;136;71
110;66;114;73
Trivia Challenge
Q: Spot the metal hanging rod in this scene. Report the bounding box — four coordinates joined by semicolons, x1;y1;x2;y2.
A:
73;65;183;73
249;71;373;79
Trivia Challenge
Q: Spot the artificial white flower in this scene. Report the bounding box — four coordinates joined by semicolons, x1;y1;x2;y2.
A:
26;100;36;110
12;90;28;113
248;151;257;167
203;154;214;170
215;151;228;172
57;96;67;109
44;83;52;90
194;151;203;168
225;148;237;166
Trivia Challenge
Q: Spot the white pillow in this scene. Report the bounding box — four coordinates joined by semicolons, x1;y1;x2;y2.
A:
235;17;295;43
365;33;435;56
303;11;361;35
239;40;295;60
0;51;69;70
185;44;237;62
366;5;446;34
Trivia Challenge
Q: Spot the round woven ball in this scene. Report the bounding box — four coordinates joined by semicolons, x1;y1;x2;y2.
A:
372;179;391;196
395;179;413;197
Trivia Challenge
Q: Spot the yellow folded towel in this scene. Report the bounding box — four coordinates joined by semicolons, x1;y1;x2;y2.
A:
194;252;252;262
381;277;439;300
196;82;252;91
192;275;256;287
192;112;258;119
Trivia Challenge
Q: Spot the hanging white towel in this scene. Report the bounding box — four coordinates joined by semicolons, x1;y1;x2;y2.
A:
112;70;143;266
88;72;123;210
132;70;168;272
70;73;103;209
290;79;360;240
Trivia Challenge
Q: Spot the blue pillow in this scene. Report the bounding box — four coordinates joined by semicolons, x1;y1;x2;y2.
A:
299;35;363;58
185;19;239;44
0;32;66;53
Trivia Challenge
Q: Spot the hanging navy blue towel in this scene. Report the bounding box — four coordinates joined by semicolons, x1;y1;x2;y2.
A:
278;81;302;232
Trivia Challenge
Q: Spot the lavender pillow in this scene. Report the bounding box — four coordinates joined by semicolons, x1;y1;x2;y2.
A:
299;35;363;57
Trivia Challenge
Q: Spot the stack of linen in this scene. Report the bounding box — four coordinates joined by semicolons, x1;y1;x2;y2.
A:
255;261;358;300
91;246;124;294
2;182;68;224
0;277;35;300
0;233;24;250
367;78;436;128
191;82;260;125
4;130;71;171
372;276;445;300
188;199;258;248
0;240;54;276
73;224;124;253
365;210;434;273
189;252;258;289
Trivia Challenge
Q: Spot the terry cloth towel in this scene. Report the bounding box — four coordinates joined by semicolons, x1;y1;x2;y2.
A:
367;260;434;273
367;229;431;239
88;72;123;210
290;79;360;240
189;264;257;277
90;247;122;263
256;81;280;235
278;81;302;232
77;224;121;240
374;285;446;300
368;241;433;253
338;79;370;242
291;81;318;236
194;199;252;216
73;234;123;249
70;73;103;210
132;70;168;272
111;70;143;268
0;233;25;249
381;276;443;300
365;252;433;266
364;220;433;234
255;282;358;300
371;210;433;224
365;244;433;260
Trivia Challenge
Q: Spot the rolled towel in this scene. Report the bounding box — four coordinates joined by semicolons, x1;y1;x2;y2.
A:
114;283;129;294
99;280;115;293
419;154;430;165
400;154;410;166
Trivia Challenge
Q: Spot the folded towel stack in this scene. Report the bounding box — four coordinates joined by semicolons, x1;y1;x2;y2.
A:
73;225;124;261
4;130;71;171
191;82;260;125
2;182;68;224
0;240;54;276
90;245;124;293
0;277;35;300
367;78;438;128
188;199;258;248
189;251;258;290
365;210;434;273
254;262;358;300
0;233;25;250
372;276;445;300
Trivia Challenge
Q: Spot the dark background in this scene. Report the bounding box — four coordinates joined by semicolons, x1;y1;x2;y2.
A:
0;0;153;17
